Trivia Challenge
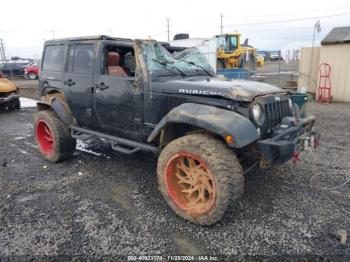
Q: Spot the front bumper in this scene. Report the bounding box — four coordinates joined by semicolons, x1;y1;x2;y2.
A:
257;116;320;165
0;94;20;104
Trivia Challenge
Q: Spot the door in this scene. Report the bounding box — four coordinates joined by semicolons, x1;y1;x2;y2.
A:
64;42;95;126
93;43;142;140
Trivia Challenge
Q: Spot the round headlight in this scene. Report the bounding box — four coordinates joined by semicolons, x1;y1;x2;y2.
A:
252;104;265;125
288;98;293;110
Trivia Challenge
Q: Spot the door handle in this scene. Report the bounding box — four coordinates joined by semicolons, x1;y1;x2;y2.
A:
95;82;109;90
64;79;75;86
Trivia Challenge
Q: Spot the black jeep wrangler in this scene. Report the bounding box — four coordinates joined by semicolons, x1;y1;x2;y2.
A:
35;35;319;225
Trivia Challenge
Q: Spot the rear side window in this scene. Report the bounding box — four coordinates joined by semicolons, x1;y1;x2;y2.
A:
42;45;65;71
68;44;94;74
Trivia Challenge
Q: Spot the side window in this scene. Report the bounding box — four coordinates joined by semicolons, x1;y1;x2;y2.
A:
68;44;94;74
102;46;135;77
42;45;65;71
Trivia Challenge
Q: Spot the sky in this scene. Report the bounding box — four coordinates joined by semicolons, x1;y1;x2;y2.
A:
1;0;350;59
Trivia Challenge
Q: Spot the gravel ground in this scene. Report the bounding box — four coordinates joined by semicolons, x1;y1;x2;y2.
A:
0;103;349;260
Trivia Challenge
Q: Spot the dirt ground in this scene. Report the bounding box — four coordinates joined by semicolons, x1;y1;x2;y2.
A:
0;100;349;260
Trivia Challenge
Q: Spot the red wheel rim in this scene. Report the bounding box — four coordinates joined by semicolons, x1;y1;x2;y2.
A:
165;152;216;215
36;120;54;156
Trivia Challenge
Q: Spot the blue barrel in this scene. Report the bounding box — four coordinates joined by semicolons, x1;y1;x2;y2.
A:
291;92;308;117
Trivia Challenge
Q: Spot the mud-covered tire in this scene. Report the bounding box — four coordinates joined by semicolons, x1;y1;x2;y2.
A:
157;133;244;225
34;110;76;162
13;98;21;110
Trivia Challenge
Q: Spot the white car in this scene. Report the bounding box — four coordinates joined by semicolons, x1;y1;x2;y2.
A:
270;52;280;61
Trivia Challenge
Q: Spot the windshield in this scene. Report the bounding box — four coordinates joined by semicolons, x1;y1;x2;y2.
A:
141;41;214;79
173;47;215;76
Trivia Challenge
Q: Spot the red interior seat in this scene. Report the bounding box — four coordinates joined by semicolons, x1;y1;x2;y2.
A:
107;52;127;77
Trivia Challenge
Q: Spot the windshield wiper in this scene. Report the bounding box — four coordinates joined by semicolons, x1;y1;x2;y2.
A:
179;59;214;77
152;59;188;77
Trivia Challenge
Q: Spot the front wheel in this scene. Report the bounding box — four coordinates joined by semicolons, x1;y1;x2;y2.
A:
157;133;244;225
13;97;21;110
34;110;76;162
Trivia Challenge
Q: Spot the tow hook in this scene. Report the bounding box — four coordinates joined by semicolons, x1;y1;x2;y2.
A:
292;152;300;164
308;133;320;149
294;133;320;164
314;138;320;149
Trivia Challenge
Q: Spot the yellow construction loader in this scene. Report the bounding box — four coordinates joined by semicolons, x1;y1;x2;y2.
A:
0;71;20;110
216;32;260;70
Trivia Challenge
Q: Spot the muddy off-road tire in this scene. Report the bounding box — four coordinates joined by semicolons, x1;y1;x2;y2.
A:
34;110;76;162
157;133;244;225
13;98;21;110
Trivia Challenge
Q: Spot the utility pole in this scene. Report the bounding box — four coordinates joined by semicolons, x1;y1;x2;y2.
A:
166;18;170;41
0;38;6;61
220;14;223;34
46;30;60;39
308;20;321;88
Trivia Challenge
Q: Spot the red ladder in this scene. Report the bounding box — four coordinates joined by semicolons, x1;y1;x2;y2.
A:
317;63;332;103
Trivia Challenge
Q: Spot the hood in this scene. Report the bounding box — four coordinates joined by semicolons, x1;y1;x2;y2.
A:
0;78;17;93
156;77;286;101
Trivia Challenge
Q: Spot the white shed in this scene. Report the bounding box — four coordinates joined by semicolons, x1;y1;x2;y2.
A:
298;26;350;102
319;27;350;102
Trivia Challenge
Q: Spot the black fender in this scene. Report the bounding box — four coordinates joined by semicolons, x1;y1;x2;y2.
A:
147;103;258;148
37;97;73;126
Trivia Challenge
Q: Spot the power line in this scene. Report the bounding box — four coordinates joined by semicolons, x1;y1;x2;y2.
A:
173;10;350;36
224;11;350;27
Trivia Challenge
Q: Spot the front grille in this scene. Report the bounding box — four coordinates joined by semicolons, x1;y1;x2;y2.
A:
263;95;292;131
0;92;11;98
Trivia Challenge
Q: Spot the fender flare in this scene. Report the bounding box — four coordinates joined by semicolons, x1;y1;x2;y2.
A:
37;97;73;126
147;103;258;148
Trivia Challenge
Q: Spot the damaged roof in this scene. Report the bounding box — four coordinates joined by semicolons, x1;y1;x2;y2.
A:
321;26;350;45
44;35;186;52
45;35;133;44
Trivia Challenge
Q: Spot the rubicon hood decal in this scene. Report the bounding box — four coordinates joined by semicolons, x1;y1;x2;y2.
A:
178;88;223;96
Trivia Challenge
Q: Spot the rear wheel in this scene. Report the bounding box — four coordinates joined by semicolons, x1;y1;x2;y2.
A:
157;133;244;225
28;72;37;80
34;110;76;162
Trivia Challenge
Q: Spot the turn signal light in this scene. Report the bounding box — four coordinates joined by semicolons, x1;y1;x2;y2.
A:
225;135;234;144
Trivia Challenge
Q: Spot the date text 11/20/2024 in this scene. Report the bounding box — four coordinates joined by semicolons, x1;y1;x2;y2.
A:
127;255;219;261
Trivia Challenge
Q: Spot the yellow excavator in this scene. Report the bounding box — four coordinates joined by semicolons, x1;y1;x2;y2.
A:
216;32;262;70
